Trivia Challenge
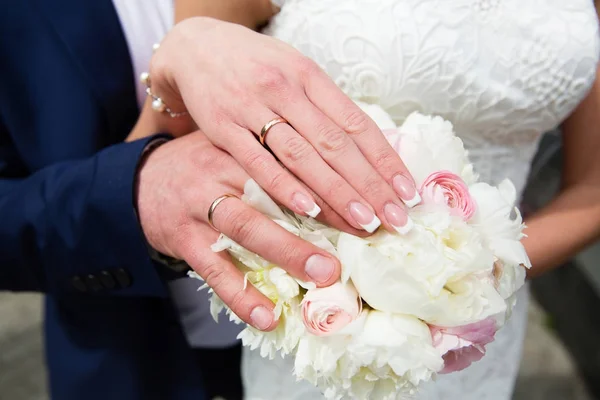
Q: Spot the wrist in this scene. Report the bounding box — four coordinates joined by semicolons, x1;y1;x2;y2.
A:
133;137;191;275
133;135;172;247
127;99;196;143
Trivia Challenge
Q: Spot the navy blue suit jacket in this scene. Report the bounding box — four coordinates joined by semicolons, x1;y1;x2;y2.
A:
0;1;207;398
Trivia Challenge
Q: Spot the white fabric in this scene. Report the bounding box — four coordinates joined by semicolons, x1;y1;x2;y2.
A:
111;0;174;108
113;0;244;348
243;0;600;399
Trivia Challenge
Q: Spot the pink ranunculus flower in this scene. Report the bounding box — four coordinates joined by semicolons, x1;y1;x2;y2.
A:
301;282;362;336
429;317;497;374
420;170;477;220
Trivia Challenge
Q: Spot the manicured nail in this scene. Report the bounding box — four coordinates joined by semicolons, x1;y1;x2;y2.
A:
384;203;414;235
349;202;381;233
305;254;336;283
292;192;321;218
250;306;274;330
393;174;421;208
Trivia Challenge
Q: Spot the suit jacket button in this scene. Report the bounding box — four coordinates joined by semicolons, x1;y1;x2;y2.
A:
84;274;103;292
71;276;87;292
114;268;132;288
99;271;116;289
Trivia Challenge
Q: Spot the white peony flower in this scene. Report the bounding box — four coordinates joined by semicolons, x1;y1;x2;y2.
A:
339;221;506;327
393;112;477;187
355;101;398;130
469;179;530;271
468;179;530;321
295;310;443;400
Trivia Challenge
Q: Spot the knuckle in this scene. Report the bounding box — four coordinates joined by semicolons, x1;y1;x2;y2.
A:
237;92;254;110
324;178;347;201
361;173;386;201
276;240;303;272
280;135;313;163
192;147;224;172
316;125;350;154
265;170;288;193
225;208;259;243
255;65;290;93
202;260;227;289
372;149;398;171
228;286;248;314
183;184;205;212
295;56;321;80
243;150;272;173
208;107;230;128
342;109;371;136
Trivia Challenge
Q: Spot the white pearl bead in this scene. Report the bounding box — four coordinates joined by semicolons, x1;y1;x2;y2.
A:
152;43;161;52
139;72;150;85
152;98;166;112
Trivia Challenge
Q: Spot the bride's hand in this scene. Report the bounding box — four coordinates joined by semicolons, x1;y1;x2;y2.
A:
148;17;420;235
136;132;341;330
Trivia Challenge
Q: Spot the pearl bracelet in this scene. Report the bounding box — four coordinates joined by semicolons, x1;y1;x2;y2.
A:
140;43;189;119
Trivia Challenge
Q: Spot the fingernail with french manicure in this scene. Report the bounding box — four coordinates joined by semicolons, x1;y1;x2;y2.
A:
292;192;321;218
393;174;421;208
384;203;414;235
250;306;274;330
349;202;381;233
305;254;336;283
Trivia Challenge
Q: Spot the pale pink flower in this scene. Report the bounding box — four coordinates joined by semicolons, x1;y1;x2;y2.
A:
301;282;362;336
420;171;476;220
429;317;497;374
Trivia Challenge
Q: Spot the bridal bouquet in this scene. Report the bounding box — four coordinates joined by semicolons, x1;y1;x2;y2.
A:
190;105;531;400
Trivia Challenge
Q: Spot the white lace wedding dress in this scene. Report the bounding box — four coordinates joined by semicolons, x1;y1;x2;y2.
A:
243;1;599;399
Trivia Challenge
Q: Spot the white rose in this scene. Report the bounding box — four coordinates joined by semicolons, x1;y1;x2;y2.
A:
301;282;362;336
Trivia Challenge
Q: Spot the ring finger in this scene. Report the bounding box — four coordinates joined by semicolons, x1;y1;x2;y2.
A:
195;180;341;287
246;109;411;235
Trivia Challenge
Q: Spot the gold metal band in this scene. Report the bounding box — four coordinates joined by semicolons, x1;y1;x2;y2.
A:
259;117;288;146
207;194;238;230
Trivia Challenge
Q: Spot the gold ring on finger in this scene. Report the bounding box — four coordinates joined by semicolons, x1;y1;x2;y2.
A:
207;194;239;231
259;117;288;147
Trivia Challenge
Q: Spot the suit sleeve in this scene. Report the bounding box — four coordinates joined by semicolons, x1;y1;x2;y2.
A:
0;134;171;297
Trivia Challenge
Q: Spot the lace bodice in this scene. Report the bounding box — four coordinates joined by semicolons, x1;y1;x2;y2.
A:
242;1;600;399
266;0;599;197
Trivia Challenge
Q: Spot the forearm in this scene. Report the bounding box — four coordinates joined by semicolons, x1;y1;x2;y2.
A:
523;184;600;277
525;64;600;277
174;0;275;29
0;137;170;296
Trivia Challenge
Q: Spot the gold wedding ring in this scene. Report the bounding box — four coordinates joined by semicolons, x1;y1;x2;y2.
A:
207;194;239;231
259;117;288;146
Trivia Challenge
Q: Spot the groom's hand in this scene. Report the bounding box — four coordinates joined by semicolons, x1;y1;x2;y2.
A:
148;17;420;236
135;133;341;331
